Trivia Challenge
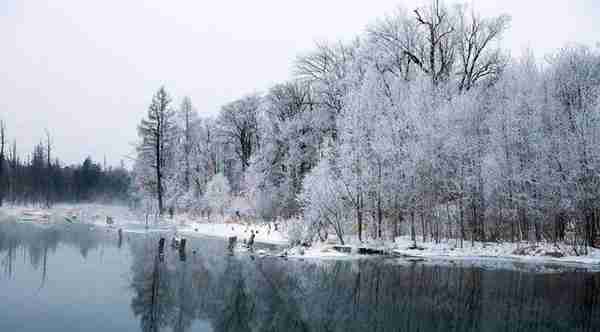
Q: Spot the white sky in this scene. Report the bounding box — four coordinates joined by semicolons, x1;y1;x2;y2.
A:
1;0;599;166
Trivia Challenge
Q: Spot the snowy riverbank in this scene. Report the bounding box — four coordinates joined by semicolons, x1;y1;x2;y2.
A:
277;236;600;268
177;221;288;246
2;205;600;268
177;219;600;267
390;236;600;267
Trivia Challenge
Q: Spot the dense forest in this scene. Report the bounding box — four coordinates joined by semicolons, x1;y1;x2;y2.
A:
138;0;597;250
0;122;130;206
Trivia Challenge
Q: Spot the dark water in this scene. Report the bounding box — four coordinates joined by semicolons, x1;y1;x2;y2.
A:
0;220;599;332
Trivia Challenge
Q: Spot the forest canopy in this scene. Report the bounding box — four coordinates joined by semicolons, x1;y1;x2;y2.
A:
99;0;600;249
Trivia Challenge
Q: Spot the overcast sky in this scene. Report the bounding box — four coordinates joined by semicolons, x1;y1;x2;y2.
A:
1;0;599;167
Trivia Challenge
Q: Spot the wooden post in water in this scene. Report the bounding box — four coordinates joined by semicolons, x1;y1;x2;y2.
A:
228;236;237;251
178;238;187;261
158;238;165;253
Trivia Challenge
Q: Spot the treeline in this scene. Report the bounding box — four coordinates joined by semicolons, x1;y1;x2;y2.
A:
0;123;130;206
134;0;600;250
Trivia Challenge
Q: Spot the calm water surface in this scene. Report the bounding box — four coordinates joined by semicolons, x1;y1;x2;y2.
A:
0;219;599;332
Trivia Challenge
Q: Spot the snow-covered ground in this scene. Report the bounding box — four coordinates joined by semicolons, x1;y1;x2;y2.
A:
285;243;369;260
272;233;600;268
177;221;288;246
0;205;287;244
390;236;600;266
2;205;599;269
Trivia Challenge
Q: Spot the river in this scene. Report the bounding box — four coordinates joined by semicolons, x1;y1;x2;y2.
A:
0;219;598;332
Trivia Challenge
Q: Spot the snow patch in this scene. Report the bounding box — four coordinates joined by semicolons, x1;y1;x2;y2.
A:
177;221;288;246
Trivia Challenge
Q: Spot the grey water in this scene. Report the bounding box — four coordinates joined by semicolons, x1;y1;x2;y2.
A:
0;220;599;332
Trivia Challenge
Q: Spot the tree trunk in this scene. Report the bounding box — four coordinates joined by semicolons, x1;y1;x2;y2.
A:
585;210;595;248
357;193;363;242
446;203;452;240
156;132;164;215
410;210;416;247
471;203;476;247
459;199;465;249
520;208;528;242
377;194;383;239
591;209;598;248
421;212;426;243
394;208;402;240
510;210;515;243
377;162;383;239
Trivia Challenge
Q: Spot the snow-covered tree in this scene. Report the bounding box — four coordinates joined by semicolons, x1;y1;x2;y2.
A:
203;173;231;218
136;86;178;215
178;96;197;192
300;153;350;244
217;95;261;191
248;81;320;219
127;0;600;249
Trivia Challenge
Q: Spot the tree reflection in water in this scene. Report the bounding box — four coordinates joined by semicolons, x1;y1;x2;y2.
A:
128;236;600;332
0;222;598;332
0;220;106;285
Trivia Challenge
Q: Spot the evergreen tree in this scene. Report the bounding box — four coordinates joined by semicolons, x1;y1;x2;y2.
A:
137;86;177;215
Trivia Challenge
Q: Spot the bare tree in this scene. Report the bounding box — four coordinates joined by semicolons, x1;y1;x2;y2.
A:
456;5;510;91
295;40;360;140
368;1;509;91
367;8;421;82
406;0;456;85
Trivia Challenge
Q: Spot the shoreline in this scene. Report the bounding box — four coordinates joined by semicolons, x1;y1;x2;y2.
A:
2;205;599;270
